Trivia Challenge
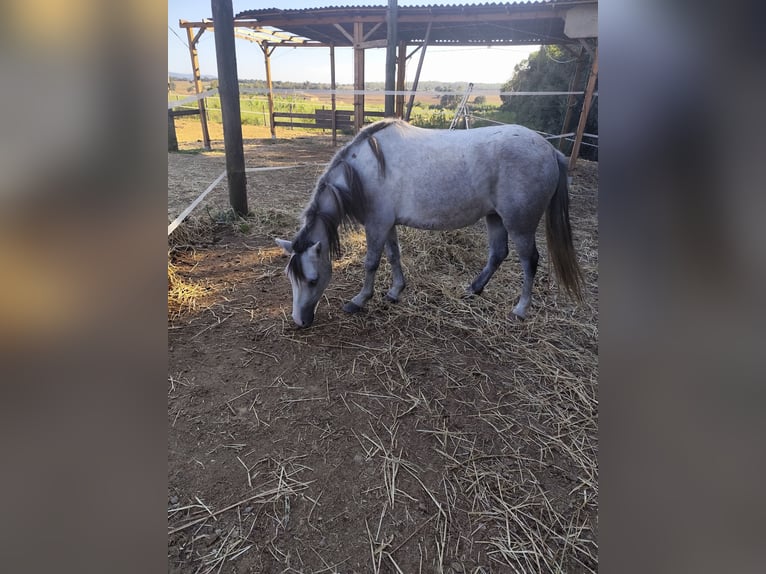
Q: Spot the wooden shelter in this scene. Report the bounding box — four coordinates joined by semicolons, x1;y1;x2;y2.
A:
178;1;597;212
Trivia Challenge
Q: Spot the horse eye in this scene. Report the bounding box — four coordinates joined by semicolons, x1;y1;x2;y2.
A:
308;278;318;287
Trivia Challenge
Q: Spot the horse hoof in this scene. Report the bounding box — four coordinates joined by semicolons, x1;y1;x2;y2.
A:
384;294;398;303
342;302;362;314
463;290;479;299
510;312;526;322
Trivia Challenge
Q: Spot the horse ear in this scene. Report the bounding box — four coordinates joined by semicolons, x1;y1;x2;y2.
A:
275;238;293;254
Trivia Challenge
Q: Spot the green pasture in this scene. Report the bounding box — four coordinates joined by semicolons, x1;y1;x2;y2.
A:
168;93;516;130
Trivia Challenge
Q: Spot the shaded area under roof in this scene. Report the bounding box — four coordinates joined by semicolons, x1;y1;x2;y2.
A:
230;2;597;47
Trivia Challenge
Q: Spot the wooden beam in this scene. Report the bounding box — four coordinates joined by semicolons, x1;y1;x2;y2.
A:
353;21;365;133
192;27;206;47
569;46;598;171
333;23;354;44
558;45;587;153
406;43;423;60
211;0;248;216
358;39;388;49
395;41;406;118
404;22;431;122
261;44;277;140
363;22;384;41
384;0;398;117
169;108;202;118
185;26;211;150
330;45;337;147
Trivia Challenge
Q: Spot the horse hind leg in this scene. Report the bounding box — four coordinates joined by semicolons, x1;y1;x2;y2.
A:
509;231;539;320
467;213;509;296
383;227;406;302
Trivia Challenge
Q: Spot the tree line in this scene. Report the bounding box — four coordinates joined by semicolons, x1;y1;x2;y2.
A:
499;45;598;160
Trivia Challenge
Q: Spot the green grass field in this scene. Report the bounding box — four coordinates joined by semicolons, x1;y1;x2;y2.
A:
169;82;512;131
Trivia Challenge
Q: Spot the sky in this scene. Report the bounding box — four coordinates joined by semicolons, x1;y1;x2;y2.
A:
168;1;540;85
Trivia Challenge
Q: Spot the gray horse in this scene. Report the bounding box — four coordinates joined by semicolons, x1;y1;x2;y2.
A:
276;119;583;327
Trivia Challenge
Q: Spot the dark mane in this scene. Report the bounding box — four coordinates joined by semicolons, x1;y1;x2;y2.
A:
286;120;397;281
338;118;395;178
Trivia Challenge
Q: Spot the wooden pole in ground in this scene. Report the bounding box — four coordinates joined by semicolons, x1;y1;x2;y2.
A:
558;45;587;153
211;0;248;216
330;45;337;146
261;44;277;140
353;21;365;132
384;0;398;117
185;27;211;150
569;46;598;171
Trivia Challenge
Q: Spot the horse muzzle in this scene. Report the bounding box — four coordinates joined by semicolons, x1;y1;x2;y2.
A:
292;306;315;328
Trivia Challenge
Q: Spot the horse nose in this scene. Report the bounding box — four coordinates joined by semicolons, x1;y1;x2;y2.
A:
293;306;315;328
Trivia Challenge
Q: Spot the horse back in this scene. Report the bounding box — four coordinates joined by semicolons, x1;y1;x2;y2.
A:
346;122;561;231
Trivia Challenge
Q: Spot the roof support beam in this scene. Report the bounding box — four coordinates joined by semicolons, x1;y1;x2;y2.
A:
569;45;598;170
211;0;248;216
330;45;337;147
185;26;211;150
559;45;587;152
353;21;365;133
333;23;354;44
405;22;431;122
384;0;398;117
260;44;277;140
395;41;407;118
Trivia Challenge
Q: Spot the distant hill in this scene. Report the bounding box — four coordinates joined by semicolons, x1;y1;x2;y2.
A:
169;72;217;82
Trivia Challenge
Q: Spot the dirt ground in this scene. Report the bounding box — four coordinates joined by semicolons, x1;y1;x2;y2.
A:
168;124;598;573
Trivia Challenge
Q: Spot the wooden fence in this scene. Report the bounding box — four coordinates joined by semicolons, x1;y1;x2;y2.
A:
168;108;200;151
272;109;385;131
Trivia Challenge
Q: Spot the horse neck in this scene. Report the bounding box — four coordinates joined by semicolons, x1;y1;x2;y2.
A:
302;214;331;247
303;197;335;241
301;185;343;254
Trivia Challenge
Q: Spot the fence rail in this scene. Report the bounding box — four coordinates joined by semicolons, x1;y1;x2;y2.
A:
272;109;385;130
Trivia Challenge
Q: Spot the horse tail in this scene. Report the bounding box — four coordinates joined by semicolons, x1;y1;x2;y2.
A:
545;152;584;302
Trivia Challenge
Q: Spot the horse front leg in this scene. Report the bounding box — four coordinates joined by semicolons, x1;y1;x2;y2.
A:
384;227;406;302
342;226;389;314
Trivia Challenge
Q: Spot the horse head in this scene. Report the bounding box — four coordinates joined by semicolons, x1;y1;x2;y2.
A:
275;238;332;327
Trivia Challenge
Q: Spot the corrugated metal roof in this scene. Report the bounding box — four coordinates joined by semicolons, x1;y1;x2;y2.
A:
238;2;574;16
233;1;595;47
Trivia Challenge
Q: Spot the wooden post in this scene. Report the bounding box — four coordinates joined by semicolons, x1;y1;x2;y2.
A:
185;27;211;150
569;46;598;171
384;0;398;117
395;41;406;118
261;44;277;140
330;45;337;146
211;0;248;216
353;21;365;132
558;45;587;153
168;111;179;151
404;22;431;122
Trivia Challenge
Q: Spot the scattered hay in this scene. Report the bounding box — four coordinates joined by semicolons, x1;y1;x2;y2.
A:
168;216;215;252
167;260;211;320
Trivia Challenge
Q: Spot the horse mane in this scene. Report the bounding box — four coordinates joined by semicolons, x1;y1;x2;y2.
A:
287;120;398;281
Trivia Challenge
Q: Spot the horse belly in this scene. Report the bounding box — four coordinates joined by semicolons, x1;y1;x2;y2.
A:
396;193;490;230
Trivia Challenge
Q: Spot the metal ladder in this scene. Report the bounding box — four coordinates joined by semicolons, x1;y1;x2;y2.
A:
449;82;474;130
